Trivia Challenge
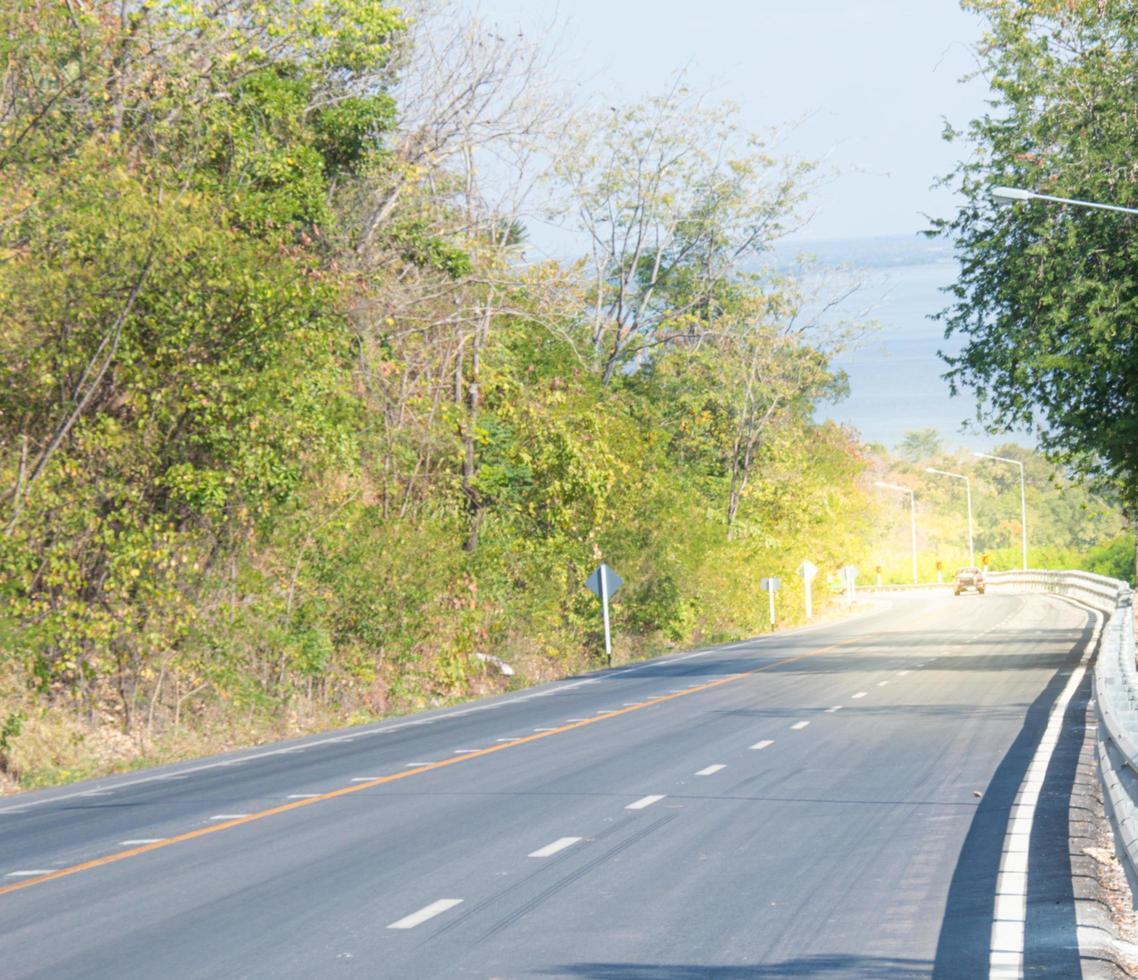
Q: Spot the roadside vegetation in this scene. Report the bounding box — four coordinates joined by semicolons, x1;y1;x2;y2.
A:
0;0;873;790
868;431;1130;586
935;0;1138;573
1;0;1129;794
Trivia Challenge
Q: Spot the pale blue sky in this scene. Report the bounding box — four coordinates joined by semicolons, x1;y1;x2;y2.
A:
461;0;988;243
454;1;1005;449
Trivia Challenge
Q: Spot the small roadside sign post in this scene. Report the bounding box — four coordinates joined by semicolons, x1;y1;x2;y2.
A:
760;577;781;628
797;560;818;619
585;563;623;666
936;560;943;584
841;564;858;604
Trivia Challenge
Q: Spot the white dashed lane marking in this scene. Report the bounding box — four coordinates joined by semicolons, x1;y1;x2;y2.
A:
528;837;582;858
851;692;867;699
626;795;665;810
0;614;866;818
5;870;55;878
750;740;774;751
119;839;165;845
790;721;810;731
695;764;726;776
387;899;463;930
826;705;843;713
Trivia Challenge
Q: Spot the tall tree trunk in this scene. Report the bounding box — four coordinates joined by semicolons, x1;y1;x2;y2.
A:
461;303;491;552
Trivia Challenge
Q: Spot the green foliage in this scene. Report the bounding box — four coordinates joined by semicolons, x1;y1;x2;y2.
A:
1084;535;1135;586
390;219;474;278
0;0;875;779
896;429;942;464
0;712;24;759
936;1;1138;514
314;96;397;176
0;0;397;724
553;89;813;384
869;437;1127;582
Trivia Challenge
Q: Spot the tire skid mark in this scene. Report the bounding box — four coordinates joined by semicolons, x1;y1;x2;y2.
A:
480;814;679;943
424;813;675;944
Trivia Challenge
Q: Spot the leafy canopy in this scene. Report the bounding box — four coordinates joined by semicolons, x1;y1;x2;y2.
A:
935;0;1138;515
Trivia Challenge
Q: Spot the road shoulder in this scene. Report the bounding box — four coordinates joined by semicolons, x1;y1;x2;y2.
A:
1076;698;1138;978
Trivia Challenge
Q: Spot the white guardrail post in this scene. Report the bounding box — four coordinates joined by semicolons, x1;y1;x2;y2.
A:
859;568;1138;899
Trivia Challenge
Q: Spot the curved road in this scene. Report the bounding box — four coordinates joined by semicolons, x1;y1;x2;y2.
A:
0;592;1099;978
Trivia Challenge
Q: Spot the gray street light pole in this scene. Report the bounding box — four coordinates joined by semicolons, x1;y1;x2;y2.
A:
925;467;974;567
974;452;1027;570
874;481;917;584
991;185;1138;217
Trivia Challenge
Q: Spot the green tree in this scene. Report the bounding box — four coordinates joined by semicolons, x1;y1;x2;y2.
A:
0;0;403;724
552;82;811;385
935;1;1138;538
0;2;879;784
896;429;942;464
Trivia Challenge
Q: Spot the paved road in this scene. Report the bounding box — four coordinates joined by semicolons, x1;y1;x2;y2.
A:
0;592;1099;978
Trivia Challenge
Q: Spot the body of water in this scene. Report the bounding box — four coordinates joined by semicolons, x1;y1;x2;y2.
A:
780;235;1024;453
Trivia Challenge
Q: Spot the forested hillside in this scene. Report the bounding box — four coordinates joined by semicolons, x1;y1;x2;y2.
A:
868;432;1130;584
0;1;875;788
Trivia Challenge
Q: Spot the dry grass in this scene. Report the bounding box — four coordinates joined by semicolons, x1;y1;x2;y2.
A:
0;697;370;795
2;708;137;790
0;604;864;797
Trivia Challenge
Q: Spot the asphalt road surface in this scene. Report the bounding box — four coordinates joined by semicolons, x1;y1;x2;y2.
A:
0;591;1100;978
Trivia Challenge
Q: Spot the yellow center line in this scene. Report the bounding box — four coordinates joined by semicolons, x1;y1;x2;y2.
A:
0;626;889;898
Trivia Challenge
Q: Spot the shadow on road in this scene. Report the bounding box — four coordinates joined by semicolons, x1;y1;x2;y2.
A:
1023;662;1090;975
541;955;929;978
931;612;1094;977
571;629;1090;682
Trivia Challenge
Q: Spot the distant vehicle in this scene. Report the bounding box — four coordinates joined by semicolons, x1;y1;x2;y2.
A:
954;566;986;596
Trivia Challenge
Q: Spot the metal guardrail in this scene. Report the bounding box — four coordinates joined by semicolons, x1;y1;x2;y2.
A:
928;568;1138;898
1081;579;1138;900
985;568;1129;607
859;569;1126;601
862;568;1138;894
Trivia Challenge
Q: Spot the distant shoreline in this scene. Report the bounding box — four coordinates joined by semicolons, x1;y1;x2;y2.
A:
770;232;955;272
